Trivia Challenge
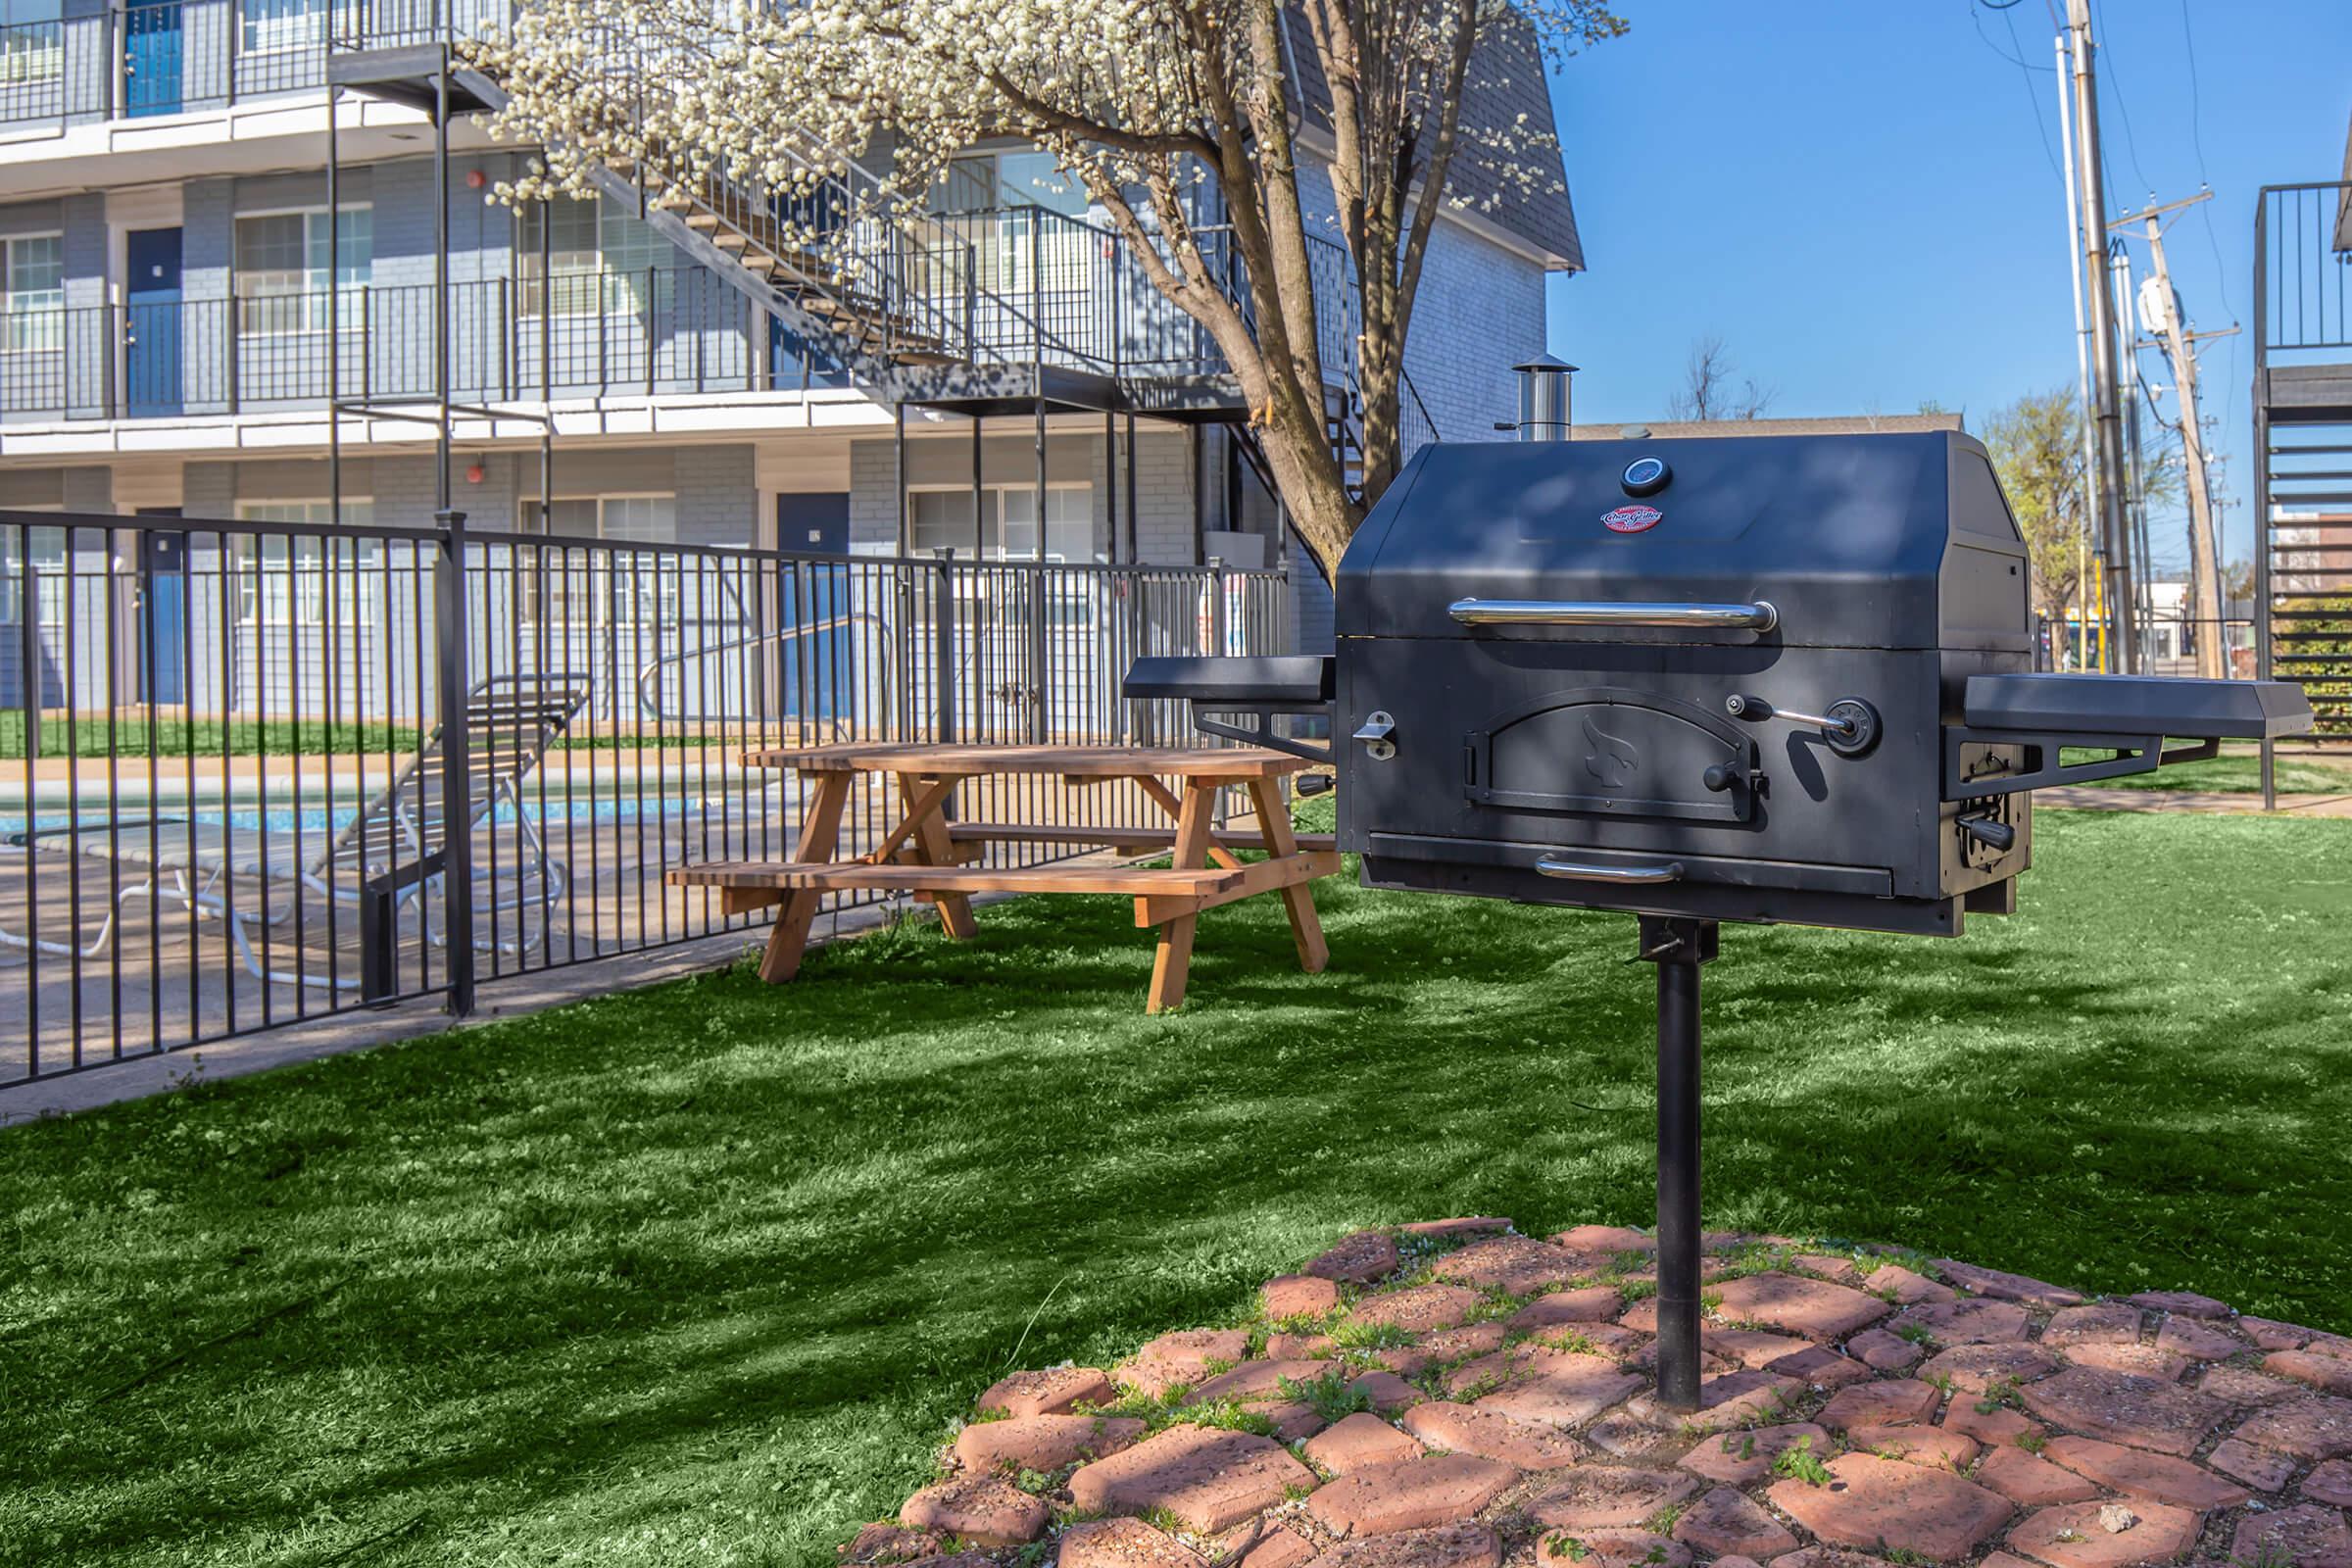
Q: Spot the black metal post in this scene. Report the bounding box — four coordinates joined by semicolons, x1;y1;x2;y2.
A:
1639;913;1718;1412
327;84;341;524
434;508;474;1015
433;60;451;514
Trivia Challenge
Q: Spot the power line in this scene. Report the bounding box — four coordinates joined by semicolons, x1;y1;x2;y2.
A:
2089;0;2157;199
1972;0;2060;177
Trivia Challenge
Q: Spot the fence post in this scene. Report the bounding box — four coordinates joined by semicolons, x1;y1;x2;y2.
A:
434;507;475;1015
1028;566;1048;744
932;547;957;744
1207;555;1227;655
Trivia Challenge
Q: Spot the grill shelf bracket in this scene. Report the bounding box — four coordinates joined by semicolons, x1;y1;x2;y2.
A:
1942;729;2222;801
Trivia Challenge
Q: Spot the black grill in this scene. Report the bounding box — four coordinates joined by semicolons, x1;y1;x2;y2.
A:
1125;430;2312;1415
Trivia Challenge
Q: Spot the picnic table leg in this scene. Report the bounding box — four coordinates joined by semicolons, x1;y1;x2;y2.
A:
760;771;850;984
900;773;979;940
1247;777;1330;974
1146;780;1219;1014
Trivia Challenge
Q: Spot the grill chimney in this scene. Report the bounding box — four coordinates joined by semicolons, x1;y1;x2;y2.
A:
1510;354;1576;441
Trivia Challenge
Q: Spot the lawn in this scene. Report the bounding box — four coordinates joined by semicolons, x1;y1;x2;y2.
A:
2075;746;2352;793
2;808;2348;1567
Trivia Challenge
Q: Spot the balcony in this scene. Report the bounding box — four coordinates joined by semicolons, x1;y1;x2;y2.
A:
0;0;506;132
0;267;850;425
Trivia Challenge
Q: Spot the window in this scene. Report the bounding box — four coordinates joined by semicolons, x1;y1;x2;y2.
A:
0;518;64;624
923;148;1092;296
2;233;63;355
517;197;667;318
234;500;378;624
234;209;370;335
0;0;62;87
514;494;679;624
240;0;325;54
907;484;1093;563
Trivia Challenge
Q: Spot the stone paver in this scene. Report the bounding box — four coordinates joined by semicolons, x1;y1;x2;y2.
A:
1304;1454;1519;1537
1932;1259;2084;1308
2017;1366;2232;1457
1677;1423;1831;1487
1847;1423;1979;1470
2151;1316;2241;1361
899;1474;1052;1546
1310;1232;1402;1285
1977;1445;2104;1505
2044;1303;2143;1345
953;1413;1147;1474
1057;1518;1212;1568
1302;1524;1502;1568
2306;1458;2352;1506
2272;1349;2352;1397
2062;1344;2191;1383
1894;1298;2034;1346
1264;1274;1344;1320
1533;1531;1692;1568
2233;1395;2352;1460
1710;1272;1891;1339
1768;1452;2012;1562
1068;1424;1320;1534
1525;1466;1701;1530
1302;1412;1424;1477
1819;1378;1942;1430
2039;1435;2251;1511
1920;1343;2063;1392
1431;1235;1586;1294
977;1365;1115;1418
849;1219;2352;1568
1348;1284;1484;1334
2230;1503;2352;1568
1673;1486;1798;1558
1399;1401;1587;1470
2205;1437;2296;1493
1117;1330;1253;1397
2005;1500;2200;1568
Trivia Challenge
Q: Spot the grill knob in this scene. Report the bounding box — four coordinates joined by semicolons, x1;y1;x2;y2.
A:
1702;763;1739;793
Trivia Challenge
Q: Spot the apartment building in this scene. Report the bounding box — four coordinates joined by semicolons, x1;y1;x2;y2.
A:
0;4;1582;606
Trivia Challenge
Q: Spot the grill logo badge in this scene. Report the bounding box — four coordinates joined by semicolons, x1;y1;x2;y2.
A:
1601;505;1664;533
1582;714;1639;787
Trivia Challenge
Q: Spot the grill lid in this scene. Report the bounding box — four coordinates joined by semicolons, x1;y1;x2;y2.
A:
1337;432;2023;652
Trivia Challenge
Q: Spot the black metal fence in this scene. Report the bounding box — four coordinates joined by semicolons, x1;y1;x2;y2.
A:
1;508;1290;1086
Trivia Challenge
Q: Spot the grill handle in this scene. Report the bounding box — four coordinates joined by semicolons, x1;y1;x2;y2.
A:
1448;599;1778;631
1534;857;1687;885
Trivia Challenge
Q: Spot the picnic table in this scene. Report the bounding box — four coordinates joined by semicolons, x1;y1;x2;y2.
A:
667;743;1341;1012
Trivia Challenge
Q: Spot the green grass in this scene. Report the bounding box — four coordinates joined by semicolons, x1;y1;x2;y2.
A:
2061;748;2352;794
2;808;2348;1567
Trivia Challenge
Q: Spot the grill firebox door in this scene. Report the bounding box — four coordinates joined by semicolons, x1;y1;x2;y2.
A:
1465;687;1758;823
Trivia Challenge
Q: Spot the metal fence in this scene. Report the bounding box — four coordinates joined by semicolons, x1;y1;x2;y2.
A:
1;508;1290;1086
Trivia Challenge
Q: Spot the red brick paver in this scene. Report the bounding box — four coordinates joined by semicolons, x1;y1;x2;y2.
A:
1310;1232;1402;1285
1532;1532;1692;1568
2205;1437;2296;1493
1768;1452;2012;1561
977;1365;1114;1418
1847;1423;1979;1470
953;1413;1146;1474
1932;1260;2084;1309
1057;1519;1212;1568
1672;1484;1799;1558
1304;1453;1519;1536
1431;1234;1587;1294
1921;1343;2063;1392
2017;1366;2231;1457
2006;1500;2201;1568
1117;1330;1252;1397
1068;1424;1319;1533
1525;1465;1701;1529
1303;1412;1423;1477
1894;1298;2034;1346
1976;1445;2104;1504
1676;1422;1831;1486
2038;1435;2251;1511
1348;1284;1484;1334
1264;1274;1344;1320
899;1474;1052;1546
2231;1394;2352;1460
1710;1272;1891;1339
1399;1401;1587;1470
1819;1378;1942;1430
2305;1458;2352;1505
1302;1524;1503;1568
2230;1503;2352;1568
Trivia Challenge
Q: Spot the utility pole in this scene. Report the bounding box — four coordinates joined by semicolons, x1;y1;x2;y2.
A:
2066;0;2139;672
2053;30;2096;670
2115;193;2230;678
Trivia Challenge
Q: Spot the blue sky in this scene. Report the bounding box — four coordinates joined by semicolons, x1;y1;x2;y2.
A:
1544;0;2352;573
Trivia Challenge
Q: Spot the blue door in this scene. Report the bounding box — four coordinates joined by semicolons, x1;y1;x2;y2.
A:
138;522;185;705
125;227;182;418
123;0;183;117
775;492;849;554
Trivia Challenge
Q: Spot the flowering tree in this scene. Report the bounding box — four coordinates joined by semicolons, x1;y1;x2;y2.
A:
472;0;1622;574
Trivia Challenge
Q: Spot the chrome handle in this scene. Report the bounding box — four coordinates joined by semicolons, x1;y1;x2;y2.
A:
1726;694;1882;758
1448;599;1778;631
1534;857;1686;885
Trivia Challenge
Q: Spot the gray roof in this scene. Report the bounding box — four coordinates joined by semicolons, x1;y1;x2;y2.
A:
1286;7;1583;271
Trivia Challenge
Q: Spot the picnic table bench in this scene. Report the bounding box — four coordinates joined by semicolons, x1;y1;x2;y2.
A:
666;743;1340;1012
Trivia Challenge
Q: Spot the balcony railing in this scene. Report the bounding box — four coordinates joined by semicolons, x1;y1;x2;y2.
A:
0;268;849;422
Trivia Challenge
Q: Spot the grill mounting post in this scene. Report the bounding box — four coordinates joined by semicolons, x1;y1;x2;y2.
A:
1640;913;1718;1413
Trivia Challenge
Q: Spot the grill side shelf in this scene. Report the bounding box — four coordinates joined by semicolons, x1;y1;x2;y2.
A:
1940;728;2220;801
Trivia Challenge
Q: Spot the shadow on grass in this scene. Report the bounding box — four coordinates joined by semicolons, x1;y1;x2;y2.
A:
2;810;2347;1567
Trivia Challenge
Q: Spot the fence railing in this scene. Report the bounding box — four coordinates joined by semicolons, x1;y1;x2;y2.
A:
0;507;1291;1086
0;269;849;422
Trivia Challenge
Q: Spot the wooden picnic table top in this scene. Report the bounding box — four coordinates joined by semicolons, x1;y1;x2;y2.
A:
738;742;1315;779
